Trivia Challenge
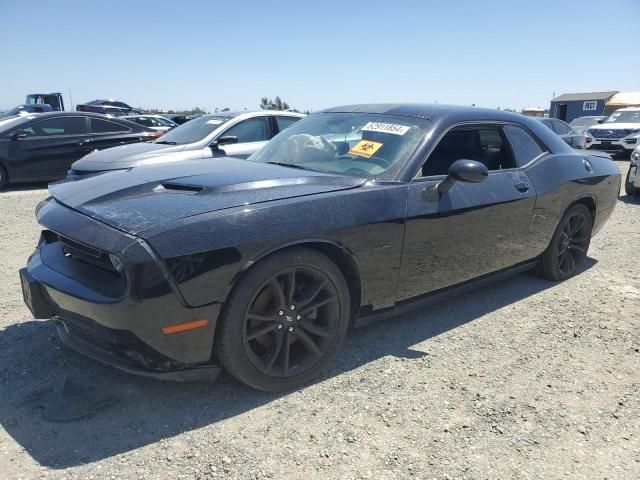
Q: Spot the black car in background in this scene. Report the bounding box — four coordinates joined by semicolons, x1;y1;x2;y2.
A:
163;114;202;125
0;112;160;188
538;118;585;148
76;99;143;116
19;104;620;391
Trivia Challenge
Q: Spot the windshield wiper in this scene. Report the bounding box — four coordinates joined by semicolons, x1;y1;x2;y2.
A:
265;161;311;171
155;140;177;145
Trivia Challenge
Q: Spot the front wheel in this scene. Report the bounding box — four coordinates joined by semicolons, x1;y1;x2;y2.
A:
215;247;350;392
537;204;593;281
625;168;639;197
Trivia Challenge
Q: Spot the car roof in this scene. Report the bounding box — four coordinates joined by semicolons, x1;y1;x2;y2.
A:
19;111;129;119
613;107;640;112
320;103;538;123
196;110;305;120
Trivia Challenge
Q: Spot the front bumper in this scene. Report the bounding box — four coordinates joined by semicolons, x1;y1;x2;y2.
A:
587;136;638;152
20;199;222;383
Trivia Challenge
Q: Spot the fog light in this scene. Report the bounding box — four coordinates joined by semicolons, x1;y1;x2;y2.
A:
109;254;125;273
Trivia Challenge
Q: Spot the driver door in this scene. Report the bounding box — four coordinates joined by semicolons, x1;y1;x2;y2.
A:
213;117;272;159
396;124;538;301
10;116;91;180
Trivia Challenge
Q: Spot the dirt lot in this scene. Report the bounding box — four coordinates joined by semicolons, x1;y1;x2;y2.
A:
0;161;638;480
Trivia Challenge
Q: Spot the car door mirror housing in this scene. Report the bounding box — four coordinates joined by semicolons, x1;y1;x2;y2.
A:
437;159;488;196
211;135;238;149
11;130;28;140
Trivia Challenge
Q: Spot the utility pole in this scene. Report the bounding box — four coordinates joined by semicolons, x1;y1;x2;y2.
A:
68;89;74;111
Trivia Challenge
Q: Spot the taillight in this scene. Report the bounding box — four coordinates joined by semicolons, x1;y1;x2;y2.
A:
145;132;163;140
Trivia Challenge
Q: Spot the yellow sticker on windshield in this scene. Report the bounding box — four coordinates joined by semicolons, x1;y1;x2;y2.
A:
349;140;383;158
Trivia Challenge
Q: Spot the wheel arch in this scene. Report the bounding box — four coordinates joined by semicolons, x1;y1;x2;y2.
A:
566;195;596;224
229;239;362;321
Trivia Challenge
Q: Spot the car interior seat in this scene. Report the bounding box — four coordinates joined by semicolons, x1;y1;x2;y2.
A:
422;129;482;177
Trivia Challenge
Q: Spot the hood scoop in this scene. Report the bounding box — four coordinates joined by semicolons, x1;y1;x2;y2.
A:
154;183;204;194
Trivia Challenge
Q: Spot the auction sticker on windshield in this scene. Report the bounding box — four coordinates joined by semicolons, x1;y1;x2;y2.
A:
349;140;384;158
362;122;410;136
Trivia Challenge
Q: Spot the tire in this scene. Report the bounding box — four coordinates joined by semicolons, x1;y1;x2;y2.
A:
625;168;639;197
215;247;351;392
537;204;593;281
0;166;7;190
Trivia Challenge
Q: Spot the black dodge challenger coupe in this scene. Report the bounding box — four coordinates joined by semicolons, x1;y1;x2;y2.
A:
0;112;160;188
20;104;620;391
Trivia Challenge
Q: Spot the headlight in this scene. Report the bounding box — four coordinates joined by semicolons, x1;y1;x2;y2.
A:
109;254;125;273
631;149;640;165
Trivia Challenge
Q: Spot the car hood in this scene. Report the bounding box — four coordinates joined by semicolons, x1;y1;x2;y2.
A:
49;158;365;235
71;142;196;171
589;123;640;131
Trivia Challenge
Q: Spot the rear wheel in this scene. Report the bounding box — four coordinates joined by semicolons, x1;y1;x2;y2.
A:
625;168;638;197
215;248;350;392
537;204;593;281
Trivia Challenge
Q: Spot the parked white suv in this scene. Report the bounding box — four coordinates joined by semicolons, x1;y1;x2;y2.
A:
586;107;640;154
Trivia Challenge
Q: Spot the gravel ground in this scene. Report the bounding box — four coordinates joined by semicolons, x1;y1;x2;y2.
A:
0;162;638;480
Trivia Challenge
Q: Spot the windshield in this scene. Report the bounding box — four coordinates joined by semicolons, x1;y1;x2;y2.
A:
248;112;429;178
154;115;230;144
570;117;601;127
604;111;640;124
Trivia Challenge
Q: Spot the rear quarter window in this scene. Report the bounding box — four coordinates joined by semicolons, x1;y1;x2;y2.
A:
91;118;131;133
503;125;546;166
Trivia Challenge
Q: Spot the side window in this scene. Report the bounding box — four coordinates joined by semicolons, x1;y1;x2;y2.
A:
27;117;87;136
553;120;571;134
91;118;130;133
275;116;301;133
503;125;545;166
420;126;516;177
222;117;269;143
540;120;554;132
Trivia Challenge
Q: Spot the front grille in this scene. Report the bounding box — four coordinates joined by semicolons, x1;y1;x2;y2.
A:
59;235;116;272
62;317;106;347
589;128;639;139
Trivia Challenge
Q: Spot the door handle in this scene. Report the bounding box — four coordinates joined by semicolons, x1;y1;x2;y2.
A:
515;182;530;193
78;139;93;146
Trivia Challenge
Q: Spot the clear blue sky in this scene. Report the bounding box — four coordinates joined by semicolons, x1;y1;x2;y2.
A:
1;0;638;113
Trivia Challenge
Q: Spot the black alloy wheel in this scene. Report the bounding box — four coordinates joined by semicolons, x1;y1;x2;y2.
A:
242;267;339;377
556;212;590;276
538;204;593;281
216;248;350;392
0;166;7;189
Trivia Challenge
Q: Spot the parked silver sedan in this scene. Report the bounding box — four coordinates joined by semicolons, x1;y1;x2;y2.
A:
121;114;178;133
70;110;305;177
569;115;607;135
538;118;585;149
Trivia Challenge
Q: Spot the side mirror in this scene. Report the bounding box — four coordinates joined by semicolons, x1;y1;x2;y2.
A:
597;118;605;124
11;130;28;140
436;159;488;195
211;135;238;149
